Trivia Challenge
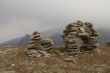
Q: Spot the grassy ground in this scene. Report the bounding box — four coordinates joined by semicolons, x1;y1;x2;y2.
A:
0;46;110;73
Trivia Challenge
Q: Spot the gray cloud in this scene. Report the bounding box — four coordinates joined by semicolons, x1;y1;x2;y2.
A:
0;0;110;43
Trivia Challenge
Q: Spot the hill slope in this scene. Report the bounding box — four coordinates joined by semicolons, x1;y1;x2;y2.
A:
1;34;31;47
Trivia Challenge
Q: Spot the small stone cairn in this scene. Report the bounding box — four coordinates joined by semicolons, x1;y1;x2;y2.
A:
27;31;54;57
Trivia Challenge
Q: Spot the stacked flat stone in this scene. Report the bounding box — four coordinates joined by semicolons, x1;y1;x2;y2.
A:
63;22;79;56
27;31;54;57
63;21;99;58
79;22;99;52
85;22;99;51
28;31;42;50
27;31;43;57
42;38;54;50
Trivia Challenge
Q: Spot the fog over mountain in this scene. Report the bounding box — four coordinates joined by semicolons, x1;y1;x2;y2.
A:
0;0;110;43
1;27;110;47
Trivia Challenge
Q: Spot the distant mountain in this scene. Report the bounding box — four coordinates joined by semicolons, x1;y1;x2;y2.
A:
42;27;64;46
1;34;31;47
18;34;31;47
1;37;22;46
1;28;110;47
97;28;110;44
50;34;63;46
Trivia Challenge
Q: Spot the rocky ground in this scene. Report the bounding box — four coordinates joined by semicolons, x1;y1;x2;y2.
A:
0;46;110;73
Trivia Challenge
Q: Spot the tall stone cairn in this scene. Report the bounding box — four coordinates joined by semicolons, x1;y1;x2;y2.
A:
63;20;99;58
63;22;79;56
27;31;43;57
80;22;99;52
28;31;42;50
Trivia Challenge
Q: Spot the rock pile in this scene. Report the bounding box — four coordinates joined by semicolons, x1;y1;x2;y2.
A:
42;38;54;51
79;22;99;52
27;31;43;57
63;22;79;56
27;20;99;58
63;20;99;57
27;31;54;57
28;31;42;50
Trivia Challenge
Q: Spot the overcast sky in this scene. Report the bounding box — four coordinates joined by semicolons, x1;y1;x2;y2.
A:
0;0;110;43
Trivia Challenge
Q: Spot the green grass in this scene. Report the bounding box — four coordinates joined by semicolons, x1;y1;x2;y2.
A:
48;47;65;53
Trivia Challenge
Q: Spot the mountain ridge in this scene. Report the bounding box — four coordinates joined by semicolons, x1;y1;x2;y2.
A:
1;28;110;46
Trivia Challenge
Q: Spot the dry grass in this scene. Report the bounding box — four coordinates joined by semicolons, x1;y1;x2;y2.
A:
0;46;110;73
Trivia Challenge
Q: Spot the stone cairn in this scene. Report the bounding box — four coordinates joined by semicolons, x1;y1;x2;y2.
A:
41;38;54;51
63;21;99;58
27;31;53;57
79;22;99;52
27;31;43;57
63;22;79;56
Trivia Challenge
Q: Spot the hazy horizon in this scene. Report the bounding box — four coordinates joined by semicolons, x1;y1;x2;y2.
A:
0;0;110;43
